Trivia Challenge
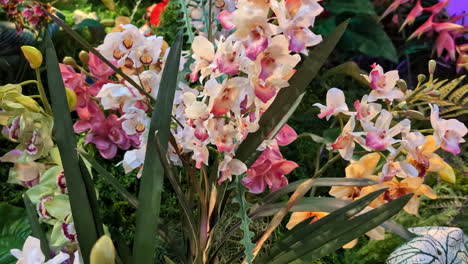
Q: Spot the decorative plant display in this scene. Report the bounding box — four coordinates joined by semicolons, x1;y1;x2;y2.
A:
0;0;467;264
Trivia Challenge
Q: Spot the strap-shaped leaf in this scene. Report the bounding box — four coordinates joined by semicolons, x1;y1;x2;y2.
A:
23;194;51;259
132;31;183;264
262;188;387;261
45;35;99;262
290;194;413;263
78;150;139;208
235;19;350;166
261;178;378;204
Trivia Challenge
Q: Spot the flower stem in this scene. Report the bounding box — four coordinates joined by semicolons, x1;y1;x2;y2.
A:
35;69;53;114
18;80;39;87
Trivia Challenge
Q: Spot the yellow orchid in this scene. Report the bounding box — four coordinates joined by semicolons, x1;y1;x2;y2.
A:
358;177;436;215
329;153;380;200
407;135;456;183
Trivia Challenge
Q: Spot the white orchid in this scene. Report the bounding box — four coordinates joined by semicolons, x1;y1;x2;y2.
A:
120;107;150;135
313;88;349;120
10;236;70;264
362;63;404;103
96;83;144;110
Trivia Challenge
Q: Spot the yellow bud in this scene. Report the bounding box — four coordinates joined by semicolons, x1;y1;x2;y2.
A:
65;88;77;111
21;46;43;69
428;60;436;74
438;163;456;184
15;96;42;112
90;235;116;264
63;57;79;68
50;147;62;165
79;51;90;65
101;0;115;11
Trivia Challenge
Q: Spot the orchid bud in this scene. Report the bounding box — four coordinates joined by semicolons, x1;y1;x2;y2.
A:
437;162;455;183
21;46;43;69
396;101;407;110
404;110;425;120
427;90;441;97
15;96;41;112
417;74;426;83
396;79;407;92
79;50;89;65
428;60;436;74
63;57;79;68
90;235;116;264
65;88;77;111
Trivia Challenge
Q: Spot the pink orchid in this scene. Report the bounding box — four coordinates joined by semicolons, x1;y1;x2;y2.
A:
363;64;403;103
362;110;410;152
88;53;116;79
59;64;86;91
85;114;140;159
242;144;298;194
331;115;365;161
313;88;349;120
353;95;382;122
210;77;246;116
73;100;105;133
430;104;467;155
218;154;247;184
275;124;298;146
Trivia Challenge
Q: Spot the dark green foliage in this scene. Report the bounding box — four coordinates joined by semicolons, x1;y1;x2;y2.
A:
0;204;31;264
152;3;183;45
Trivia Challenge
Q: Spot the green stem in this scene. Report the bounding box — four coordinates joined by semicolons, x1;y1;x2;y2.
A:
35;69;53;114
19;80;39;87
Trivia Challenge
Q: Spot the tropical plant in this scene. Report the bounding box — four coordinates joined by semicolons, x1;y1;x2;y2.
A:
0;0;467;264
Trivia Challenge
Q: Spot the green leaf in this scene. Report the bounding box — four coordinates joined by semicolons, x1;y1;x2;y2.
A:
236;19;350;166
322;61;369;86
79;157;105;238
0;204;32;264
341;16;397;63
78;150;139;208
235;176;256;264
262;188;387;262
292;194;413;263
23;194;51;260
324;0;376;16
45;35;99;262
132;31;183;264
260;178;378;205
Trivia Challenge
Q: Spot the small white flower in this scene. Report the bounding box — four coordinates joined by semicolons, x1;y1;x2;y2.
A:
10;236;70;264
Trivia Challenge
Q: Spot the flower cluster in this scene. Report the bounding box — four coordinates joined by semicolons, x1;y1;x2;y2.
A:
287;62;467;245
172;0;323;193
0;0;52;30
381;0;467;72
66;0;324;193
60;24;170;176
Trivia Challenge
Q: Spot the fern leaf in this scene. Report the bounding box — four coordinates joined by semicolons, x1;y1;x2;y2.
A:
235;175;255;264
437;76;465;99
448;84;468;103
174;0;198;44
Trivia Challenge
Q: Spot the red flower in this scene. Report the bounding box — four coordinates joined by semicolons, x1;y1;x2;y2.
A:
149;0;169;27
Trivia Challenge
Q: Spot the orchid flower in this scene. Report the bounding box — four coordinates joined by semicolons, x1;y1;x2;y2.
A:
218;154;247;183
430;104;467;155
97;24;145;66
190;36;216;82
242;144;298;193
96;83;144;111
10;236;70;264
362;110;410;152
331;115;365;160
362;63;403;103
329;153;380;200
353;95;382;122
313;88;349;120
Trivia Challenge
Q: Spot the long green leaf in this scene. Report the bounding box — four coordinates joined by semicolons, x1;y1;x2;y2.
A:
261;178;378;204
235;19;350;166
78;150;139;208
23;194;51;259
45;35;98;262
262;188;387;262
132;31;183;264
78;157;104;237
291;194;413;263
153;133;198;250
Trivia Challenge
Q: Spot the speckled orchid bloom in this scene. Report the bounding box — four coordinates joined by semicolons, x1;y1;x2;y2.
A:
430;104;467;155
361;110;410;152
362;63;403;103
97;24;145;66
